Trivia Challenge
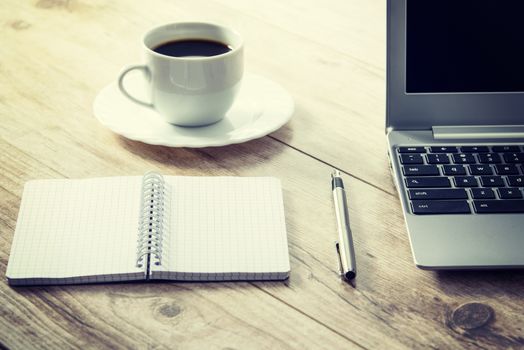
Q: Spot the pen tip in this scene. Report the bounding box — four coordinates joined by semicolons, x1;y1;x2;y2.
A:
341;274;356;288
345;271;356;280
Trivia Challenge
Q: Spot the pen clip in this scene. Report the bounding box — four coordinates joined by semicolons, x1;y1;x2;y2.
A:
335;242;343;276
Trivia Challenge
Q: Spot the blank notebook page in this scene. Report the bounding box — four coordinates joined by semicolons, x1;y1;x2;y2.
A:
6;177;144;285
152;176;290;280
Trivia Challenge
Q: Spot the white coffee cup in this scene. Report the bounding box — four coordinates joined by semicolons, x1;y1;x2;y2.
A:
118;22;244;127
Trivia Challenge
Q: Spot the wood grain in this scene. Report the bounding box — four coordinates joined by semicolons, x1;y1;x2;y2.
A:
1;1;523;349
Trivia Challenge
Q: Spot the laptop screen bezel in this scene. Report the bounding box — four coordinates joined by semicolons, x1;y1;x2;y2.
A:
386;0;524;131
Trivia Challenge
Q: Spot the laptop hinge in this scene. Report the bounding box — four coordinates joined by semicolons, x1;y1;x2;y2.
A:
432;125;524;140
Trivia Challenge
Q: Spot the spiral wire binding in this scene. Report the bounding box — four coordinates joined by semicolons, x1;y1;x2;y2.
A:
136;172;169;269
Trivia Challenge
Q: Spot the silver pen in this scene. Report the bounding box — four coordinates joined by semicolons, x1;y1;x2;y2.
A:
331;169;357;282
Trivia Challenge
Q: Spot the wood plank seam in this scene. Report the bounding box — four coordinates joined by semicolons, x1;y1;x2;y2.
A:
252;284;368;350
269;135;396;196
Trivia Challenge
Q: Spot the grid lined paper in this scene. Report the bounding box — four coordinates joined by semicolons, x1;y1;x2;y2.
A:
151;176;290;281
6;177;144;285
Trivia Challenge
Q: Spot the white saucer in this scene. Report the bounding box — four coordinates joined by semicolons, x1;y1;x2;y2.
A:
93;72;294;147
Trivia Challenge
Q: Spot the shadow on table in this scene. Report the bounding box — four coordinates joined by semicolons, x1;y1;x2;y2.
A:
11;279;288;294
116;124;294;172
433;269;524;297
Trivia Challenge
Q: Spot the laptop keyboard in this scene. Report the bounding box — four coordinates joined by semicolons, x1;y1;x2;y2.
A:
396;145;524;215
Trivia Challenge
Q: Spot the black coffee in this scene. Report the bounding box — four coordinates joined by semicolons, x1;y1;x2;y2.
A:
153;39;232;57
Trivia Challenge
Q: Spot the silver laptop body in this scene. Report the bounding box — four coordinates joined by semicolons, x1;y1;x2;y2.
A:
386;0;524;269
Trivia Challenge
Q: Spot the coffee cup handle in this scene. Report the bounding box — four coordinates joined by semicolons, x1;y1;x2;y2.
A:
118;65;154;108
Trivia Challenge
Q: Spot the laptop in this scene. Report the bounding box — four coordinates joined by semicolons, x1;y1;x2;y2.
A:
386;0;524;269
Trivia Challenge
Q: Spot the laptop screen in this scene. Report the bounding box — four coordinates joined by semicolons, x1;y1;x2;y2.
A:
406;0;524;94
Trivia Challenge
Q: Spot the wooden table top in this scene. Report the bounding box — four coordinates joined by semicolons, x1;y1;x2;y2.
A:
1;1;523;349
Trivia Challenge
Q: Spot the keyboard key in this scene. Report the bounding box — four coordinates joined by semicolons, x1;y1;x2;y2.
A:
426;153;450;164
480;176;506;187
492;145;521;152
405;177;451;188
453;154;476;164
411;200;470;215
477;153;502;164
469;165;493;175
495;164;519;175
398;147;426;153
503;153;524;163
507;176;524;187
429;146;458;153
461;146;489;153
443;165;467;175
474;200;524;213
454;176;479;187
471;188;496;199
408;189;468;200
403;165;439;176
498;188;523;199
400;154;424;164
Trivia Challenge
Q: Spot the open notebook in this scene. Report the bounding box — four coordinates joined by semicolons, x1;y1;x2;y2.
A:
6;173;290;286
